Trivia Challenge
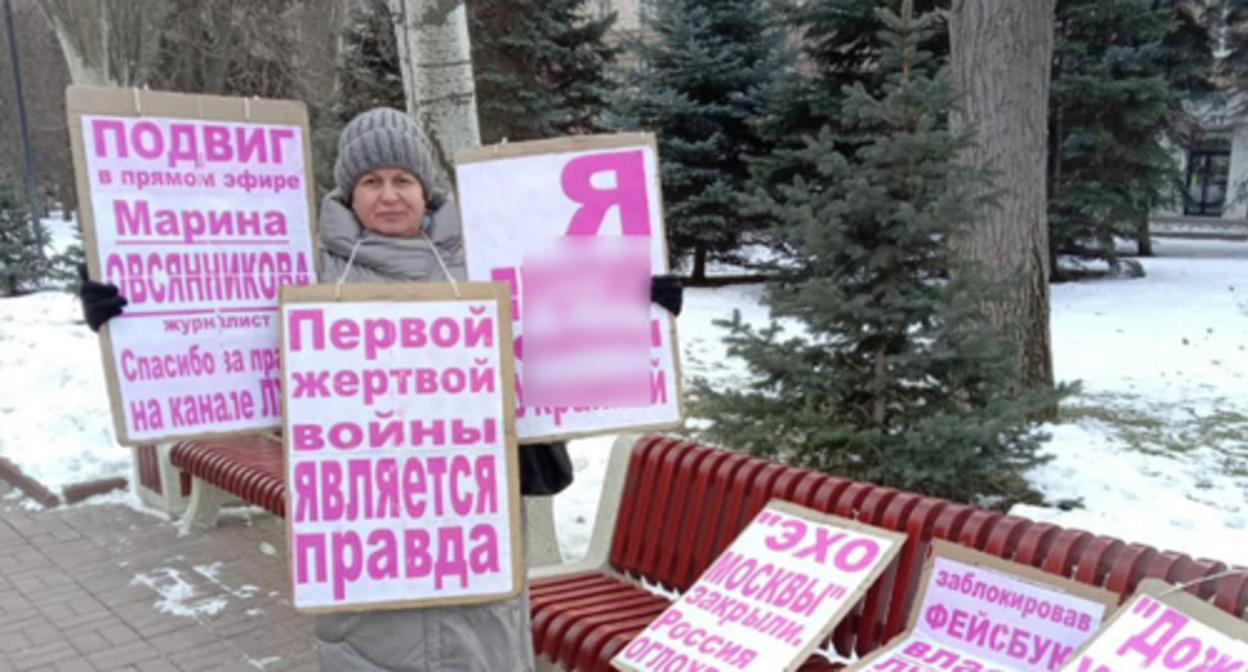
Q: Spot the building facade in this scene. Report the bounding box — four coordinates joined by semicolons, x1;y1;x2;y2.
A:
1153;108;1248;224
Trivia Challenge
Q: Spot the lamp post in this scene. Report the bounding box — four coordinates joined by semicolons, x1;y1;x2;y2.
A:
4;0;46;262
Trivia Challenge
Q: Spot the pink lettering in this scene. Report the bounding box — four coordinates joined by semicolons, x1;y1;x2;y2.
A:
561;150;652;236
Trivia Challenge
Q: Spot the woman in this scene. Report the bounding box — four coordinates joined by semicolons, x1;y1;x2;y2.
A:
313;108;549;670
81;108;684;669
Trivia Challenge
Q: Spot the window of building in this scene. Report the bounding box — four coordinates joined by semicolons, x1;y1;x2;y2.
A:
1185;138;1231;217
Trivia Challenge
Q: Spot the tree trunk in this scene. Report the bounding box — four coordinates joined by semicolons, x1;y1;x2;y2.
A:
35;0;164;87
389;0;482;190
293;0;350;108
951;0;1057;403
40;0;114;86
1137;211;1154;256
692;243;707;282
872;345;886;426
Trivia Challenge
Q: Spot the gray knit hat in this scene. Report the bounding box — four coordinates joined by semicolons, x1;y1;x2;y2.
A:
334;107;436;200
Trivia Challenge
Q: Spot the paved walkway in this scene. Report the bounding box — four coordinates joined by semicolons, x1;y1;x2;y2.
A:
0;480;316;671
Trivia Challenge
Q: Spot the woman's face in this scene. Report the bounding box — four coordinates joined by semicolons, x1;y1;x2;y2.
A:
351;167;427;238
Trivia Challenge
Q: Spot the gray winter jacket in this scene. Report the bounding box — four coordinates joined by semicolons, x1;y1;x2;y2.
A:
314;190;534;672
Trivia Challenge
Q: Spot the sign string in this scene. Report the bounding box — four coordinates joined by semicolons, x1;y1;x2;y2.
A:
423;230;461;298
335;239;363;301
1160;568;1248;596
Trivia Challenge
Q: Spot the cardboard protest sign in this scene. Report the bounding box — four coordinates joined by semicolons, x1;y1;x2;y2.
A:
66;86;318;445
455;134;683;443
847;540;1118;672
611;500;905;672
1060;579;1248;672
279;283;522;613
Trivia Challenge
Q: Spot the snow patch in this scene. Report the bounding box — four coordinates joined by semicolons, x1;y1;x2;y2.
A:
193;562;260;600
130;568;228;618
0;291;127;491
555;436;616;561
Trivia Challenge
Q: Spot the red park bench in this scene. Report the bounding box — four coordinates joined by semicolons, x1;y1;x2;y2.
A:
163;434;1248;671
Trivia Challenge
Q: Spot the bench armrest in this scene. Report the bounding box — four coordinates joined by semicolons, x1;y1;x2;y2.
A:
528;433;640;581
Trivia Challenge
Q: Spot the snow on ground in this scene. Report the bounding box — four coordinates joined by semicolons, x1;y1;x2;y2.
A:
3;215;1247;567
130;566;230;619
1013;237;1248;565
0;214;126;492
0;290;129;491
42;212;80;260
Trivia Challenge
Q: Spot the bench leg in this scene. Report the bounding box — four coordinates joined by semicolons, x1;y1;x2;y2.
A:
526;496;562;570
178;476;232;533
131;443;190;516
155;443;190;514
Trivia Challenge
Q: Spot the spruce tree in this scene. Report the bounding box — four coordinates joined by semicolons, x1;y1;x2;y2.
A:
1048;0;1217;273
49;222;86;290
469;0;618;144
0;184;45;297
1214;0;1248;100
751;0;949;193
610;0;786;279
694;1;1067;505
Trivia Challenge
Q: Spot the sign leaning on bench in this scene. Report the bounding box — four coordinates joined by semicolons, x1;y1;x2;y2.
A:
1058;578;1248;672
611;500;905;672
279;282;523;613
66;86;319;446
456;134;683;443
846;540;1118;672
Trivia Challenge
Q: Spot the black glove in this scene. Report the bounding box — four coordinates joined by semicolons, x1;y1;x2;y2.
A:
78;264;128;332
651;274;683;317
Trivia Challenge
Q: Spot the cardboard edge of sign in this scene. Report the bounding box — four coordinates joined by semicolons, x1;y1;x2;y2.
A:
453;132;688;444
842;539;1123;672
610;498;908;672
456;132;659;165
1056;578;1248;672
64;84;321;447
277;281;526;615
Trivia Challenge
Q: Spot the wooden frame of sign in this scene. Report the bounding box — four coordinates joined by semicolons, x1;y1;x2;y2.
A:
1059;578;1248;672
66;85;320;446
845;539;1120;672
455;133;685;444
279;282;524;614
770;500;907;672
611;499;906;672
907;540;1119;630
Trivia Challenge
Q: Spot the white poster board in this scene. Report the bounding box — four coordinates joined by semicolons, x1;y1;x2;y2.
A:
848;540;1118;672
611;500;905;672
1059;579;1248;672
456;134;683;443
280;283;522;614
67;86;318;445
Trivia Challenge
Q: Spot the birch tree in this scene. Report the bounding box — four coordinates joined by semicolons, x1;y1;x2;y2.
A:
34;0;165;87
389;0;481;189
